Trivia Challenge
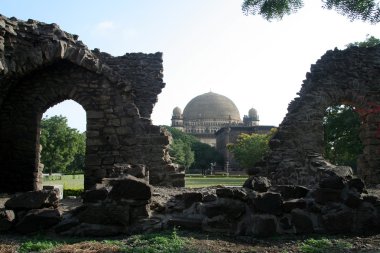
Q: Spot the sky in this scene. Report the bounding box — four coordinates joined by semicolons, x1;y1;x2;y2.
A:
3;1;380;132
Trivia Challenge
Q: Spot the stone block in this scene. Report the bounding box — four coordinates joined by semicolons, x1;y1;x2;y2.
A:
43;185;63;200
5;190;59;210
76;204;130;226
252;214;277;237
291;209;314;233
182;192;203;208
82;188;109;203
107;175;152;201
313;188;342;204
283;199;307;213
253;192;283;215
348;178;366;193
243;176;271;192
319;175;346;189
0;209;15;232
15;208;61;234
167;217;203;230
321;203;354;233
271;185;309;200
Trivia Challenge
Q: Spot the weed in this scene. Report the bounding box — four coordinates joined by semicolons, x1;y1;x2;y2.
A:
299;238;352;253
19;240;58;253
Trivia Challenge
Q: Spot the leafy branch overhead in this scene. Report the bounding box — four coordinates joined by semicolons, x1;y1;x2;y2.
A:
242;0;380;23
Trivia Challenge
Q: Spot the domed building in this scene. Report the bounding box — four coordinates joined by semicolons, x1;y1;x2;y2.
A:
171;91;275;170
171;92;260;146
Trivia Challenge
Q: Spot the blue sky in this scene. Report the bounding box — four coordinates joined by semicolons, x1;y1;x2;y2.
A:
3;1;380;132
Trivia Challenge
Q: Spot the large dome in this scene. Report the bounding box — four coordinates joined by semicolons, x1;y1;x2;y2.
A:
183;92;241;121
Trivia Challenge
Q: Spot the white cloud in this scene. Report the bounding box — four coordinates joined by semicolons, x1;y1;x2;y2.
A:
94;20;115;33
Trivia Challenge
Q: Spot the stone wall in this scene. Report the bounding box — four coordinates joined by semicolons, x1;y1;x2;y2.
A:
264;46;380;186
0;14;184;193
3;173;379;237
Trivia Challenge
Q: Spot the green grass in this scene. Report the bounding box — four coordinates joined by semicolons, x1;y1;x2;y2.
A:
299;238;352;253
185;176;246;188
16;230;191;253
19;240;59;253
43;174;247;190
42;174;84;189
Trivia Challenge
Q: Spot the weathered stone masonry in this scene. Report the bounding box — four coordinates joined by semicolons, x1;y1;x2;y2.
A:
0;15;184;193
265;45;380;186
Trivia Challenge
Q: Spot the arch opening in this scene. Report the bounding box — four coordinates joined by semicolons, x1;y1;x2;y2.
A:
323;104;363;173
40;100;86;189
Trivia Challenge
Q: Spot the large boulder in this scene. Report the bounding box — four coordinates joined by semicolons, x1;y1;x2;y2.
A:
243;176;271;192
82;188;109;203
253;192;283;215
76;204;130;226
14;208;61;234
5;190;59;210
0;209;15;232
251;214;277;237
321;203;354;233
202;198;245;220
291;208;314;233
319;175;346;190
270;185;309;200
106;175;152;201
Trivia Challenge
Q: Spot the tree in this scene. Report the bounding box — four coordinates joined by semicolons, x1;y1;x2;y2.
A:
66;132;86;175
162;126;223;173
169;139;195;169
242;0;380;23
40;115;86;174
228;129;276;169
323;105;363;170
346;34;380;48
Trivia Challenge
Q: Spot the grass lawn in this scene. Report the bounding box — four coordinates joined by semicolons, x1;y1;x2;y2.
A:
42;174;84;189
43;174;247;189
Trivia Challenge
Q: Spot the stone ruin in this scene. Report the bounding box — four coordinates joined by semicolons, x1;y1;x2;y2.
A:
263;45;380;186
0;14;184;193
1;14;380;238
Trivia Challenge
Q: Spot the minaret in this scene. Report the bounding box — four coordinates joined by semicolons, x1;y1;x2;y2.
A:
171;107;184;131
243;108;259;126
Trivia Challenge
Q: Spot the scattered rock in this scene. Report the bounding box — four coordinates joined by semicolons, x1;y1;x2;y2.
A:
5;190;59;210
15;208;61;234
252;214;277;237
107;175;152;201
0;209;15;231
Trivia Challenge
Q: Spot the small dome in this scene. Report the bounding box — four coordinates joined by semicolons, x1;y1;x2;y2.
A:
248;108;258;118
173;107;182;116
183;92;241;122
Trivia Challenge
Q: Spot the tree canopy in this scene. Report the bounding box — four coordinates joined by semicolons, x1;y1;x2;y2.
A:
40;115;86;174
242;0;380;23
228;129;276;169
163;126;223;172
323;105;363;170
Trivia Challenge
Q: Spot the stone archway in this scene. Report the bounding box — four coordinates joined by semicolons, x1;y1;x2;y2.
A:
266;46;380;186
0;15;184;193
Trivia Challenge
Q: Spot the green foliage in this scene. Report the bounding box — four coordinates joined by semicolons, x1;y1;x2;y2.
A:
170;139;195;169
185;176;247;188
242;0;304;21
40;115;85;175
242;0;380;23
300;238;352;253
190;141;224;171
19;240;58;253
122;230;188;253
228;129;276;169
323;105;363;169
163;126;223;171
346;34;380;48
